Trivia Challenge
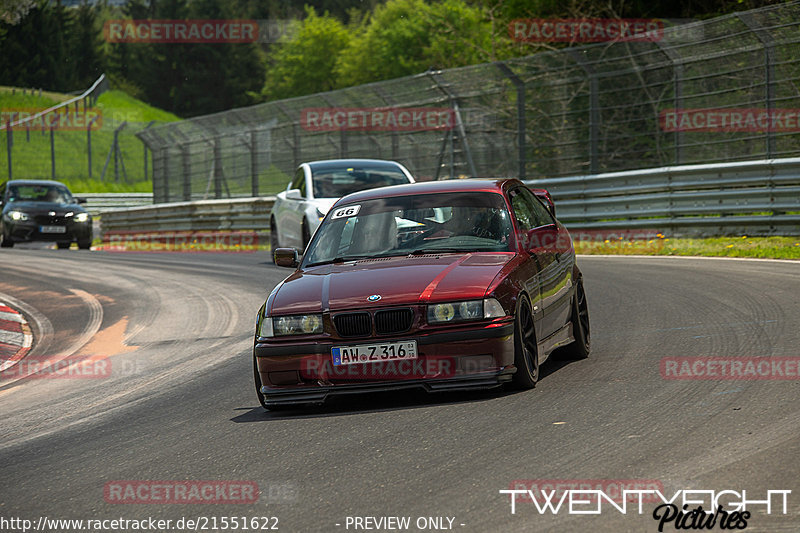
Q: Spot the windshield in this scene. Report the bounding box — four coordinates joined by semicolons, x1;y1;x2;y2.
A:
304;191;513;266
8;184;74;205
311;165;409;198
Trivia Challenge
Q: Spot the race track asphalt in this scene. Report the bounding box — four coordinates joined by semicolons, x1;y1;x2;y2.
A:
1;248;798;532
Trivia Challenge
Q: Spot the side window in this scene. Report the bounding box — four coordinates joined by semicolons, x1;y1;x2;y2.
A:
290;168;305;192
520;188;555;227
511;189;536;232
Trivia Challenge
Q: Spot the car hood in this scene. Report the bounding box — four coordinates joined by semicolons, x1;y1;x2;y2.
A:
270;252;514;315
3;201;87;215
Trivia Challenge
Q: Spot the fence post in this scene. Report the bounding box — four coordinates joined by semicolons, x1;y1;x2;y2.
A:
142;121;155;182
567;50;599;174
428;70;477;177
160;149;170;203
5;120;12;180
654;41;684;165
213;138;223;199
495;61;526;180
738;13;776;158
182;144;192;201
50;125;56;179
250;130;259;197
87;115;100;179
113;122;128;182
373;86;400;161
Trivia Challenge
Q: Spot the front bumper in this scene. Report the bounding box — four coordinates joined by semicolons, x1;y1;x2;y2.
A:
5;220;92;243
255;321;516;406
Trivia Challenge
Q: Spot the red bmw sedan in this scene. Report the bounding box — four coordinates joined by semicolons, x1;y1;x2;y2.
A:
254;179;590;410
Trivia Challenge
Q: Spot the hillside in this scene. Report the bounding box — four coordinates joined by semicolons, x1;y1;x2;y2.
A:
0;87;181;193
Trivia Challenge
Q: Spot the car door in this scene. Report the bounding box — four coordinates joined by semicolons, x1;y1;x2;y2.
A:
278;167;307;249
523;187;574;337
509;186;565;343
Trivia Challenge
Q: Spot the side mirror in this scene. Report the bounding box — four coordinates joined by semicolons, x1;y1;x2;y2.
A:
76;197;87;204
273;248;300;268
523;226;569;255
285;189;303;200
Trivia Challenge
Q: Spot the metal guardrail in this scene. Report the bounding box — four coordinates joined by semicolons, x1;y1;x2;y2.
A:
80;192;153;214
97;159;800;239
525;157;800;236
99;197;275;235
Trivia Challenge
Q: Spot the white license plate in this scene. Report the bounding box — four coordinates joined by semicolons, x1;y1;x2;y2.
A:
332;341;417;366
40;226;66;234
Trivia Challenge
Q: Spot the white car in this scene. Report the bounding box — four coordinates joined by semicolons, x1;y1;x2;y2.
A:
270;159;415;254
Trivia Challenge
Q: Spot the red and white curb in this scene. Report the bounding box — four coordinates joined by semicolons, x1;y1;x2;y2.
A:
0;302;33;372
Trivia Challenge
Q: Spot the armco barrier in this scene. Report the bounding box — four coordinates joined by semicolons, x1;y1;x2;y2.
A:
99;197;275;239
80;193;154;214
525;157;800;237
97;158;800;239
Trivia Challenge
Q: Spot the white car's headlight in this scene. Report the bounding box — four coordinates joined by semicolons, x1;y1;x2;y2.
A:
74;212;90;222
8;210;29;221
427;298;506;324
271;314;324;336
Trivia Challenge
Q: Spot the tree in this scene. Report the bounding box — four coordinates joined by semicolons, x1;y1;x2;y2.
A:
333;0;494;86
68;2;105;89
262;7;351;101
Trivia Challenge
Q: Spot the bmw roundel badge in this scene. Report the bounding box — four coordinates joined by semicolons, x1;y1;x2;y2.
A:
367;294;382;302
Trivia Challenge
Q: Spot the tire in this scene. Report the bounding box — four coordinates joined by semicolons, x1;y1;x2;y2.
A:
78;239;91;250
0;233;13;248
270;217;279;263
511;294;539;390
56;242;71;249
301;219;311;252
559;277;590;360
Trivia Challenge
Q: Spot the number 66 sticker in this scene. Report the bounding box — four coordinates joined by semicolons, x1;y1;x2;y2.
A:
331;205;361;219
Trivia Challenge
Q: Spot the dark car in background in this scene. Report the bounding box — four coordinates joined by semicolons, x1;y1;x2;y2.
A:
0;180;93;249
254;178;590;410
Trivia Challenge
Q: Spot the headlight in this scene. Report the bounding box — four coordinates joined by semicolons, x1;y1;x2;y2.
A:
316;207;326;220
427;298;506;324
74;212;90;222
272;314;324;336
8;211;28;221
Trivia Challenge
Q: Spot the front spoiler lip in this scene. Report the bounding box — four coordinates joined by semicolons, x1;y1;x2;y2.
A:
259;368;516;406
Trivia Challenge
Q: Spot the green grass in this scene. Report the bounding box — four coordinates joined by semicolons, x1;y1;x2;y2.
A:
0;86;69;108
95;90;181;123
1;88;180;192
575;235;800;259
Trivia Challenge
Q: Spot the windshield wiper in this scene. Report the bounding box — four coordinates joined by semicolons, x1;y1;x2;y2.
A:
305;256;370;267
407;248;472;255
